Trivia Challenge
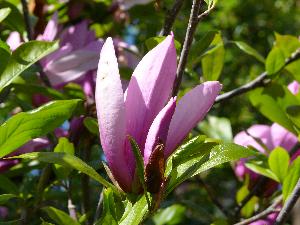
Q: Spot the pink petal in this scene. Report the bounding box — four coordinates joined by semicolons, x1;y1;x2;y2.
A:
41;44;73;68
288;81;300;95
234;125;273;153
270;123;297;151
165;81;222;157
6;31;22;51
95;37;132;191
144;97;176;165
45;50;99;86
124;35;177;170
41;11;58;41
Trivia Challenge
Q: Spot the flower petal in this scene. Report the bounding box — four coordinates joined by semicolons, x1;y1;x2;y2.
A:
288;81;300;95
95;37;132;192
270;123;297;151
40;12;58;41
234;125;273;153
125;35;177;157
165;81;222;157
144;97;176;165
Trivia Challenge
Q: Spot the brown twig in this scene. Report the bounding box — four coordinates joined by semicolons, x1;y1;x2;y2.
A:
160;0;185;36
172;0;203;96
274;178;300;225
234;197;282;225
215;48;300;104
21;0;33;40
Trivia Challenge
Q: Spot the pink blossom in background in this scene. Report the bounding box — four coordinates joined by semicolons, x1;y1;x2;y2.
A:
95;35;222;192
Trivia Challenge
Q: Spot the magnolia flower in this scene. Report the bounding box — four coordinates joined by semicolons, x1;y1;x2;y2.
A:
234;81;300;180
234;123;300;179
96;35;222;192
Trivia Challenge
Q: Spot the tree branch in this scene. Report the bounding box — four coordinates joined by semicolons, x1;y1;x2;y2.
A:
21;0;33;40
172;0;203;96
215;48;300;104
234;197;282;225
160;0;185;36
274;178;300;225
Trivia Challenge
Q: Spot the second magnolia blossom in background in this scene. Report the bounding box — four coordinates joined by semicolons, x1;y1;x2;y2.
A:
95;35;222;192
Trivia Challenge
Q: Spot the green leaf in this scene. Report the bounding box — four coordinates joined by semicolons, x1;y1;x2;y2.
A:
0;41;59;92
97;188;118;225
233;41;265;63
201;33;225;81
0;99;81;158
0;7;11;23
266;33;300;75
43;206;81;225
282;157;300;201
12;152;115;189
236;177;258;217
53;137;75;179
83;117;99;136
63;83;85;100
249;83;299;134
0;219;21;225
268;147;290;183
152;204;186;225
145;36;181;53
166;143;255;194
245;156;279;182
188;30;217;66
0;1;24;32
0;193;17;204
0;175;18;194
265;46;286;75
0;40;11;75
198;116;233;142
119;195;149;225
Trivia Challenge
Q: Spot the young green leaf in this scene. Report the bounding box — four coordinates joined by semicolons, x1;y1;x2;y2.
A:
97;188;118;225
0;41;59;91
201;33;225;81
42;206;81;225
53;137;75;179
249;83;299;134
0;7;11;22
0;100;81;158
265;46;286;75
268;147;290;183
233;41;265;63
12;152;115;189
145;36;181;53
0;1;24;32
0;40;11;75
282;157;300;201
152;204;186;225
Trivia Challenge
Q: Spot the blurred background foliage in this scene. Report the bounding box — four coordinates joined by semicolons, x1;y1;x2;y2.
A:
0;0;299;224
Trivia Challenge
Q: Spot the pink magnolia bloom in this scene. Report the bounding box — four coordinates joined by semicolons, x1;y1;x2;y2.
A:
95;35;222;192
249;211;278;225
234;81;300;180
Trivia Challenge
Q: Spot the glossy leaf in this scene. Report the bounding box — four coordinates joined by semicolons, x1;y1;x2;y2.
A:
282;157;300;201
0;7;11;23
12;152;114;189
43;206;81;225
152;204;186;225
249;83;299;134
0;41;58;92
265;46;285;75
166;143;255;194
268;147;290;183
119;195;149;225
97;188;118;225
0;100;81;158
201;33;225;81
233;41;265;63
